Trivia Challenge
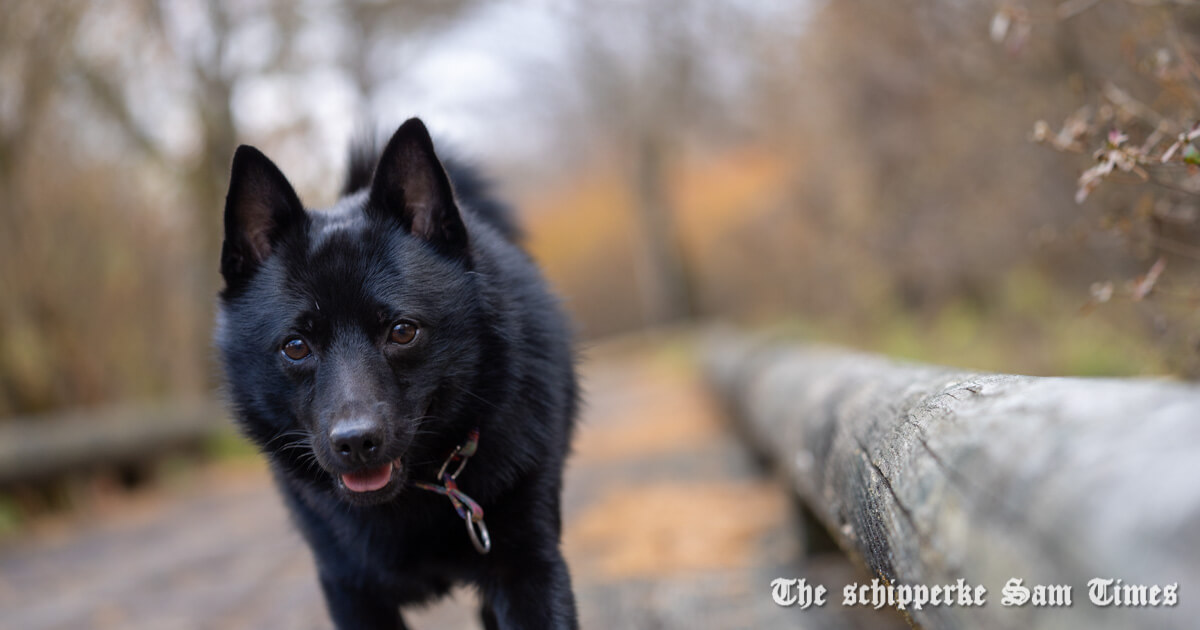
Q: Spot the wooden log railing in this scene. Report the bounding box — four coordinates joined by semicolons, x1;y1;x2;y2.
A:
0;398;227;487
705;333;1200;630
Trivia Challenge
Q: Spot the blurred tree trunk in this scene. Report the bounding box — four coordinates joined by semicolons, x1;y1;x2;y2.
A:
566;1;704;328
630;132;695;325
184;14;239;394
0;3;86;413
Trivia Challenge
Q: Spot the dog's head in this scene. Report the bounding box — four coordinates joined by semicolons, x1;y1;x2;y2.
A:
215;119;484;506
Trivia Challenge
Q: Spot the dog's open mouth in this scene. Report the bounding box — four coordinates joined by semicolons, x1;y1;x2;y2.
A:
340;459;403;494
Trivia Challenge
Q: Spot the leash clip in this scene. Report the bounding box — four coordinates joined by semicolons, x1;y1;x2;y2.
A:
436;444;471;481
413;428;491;554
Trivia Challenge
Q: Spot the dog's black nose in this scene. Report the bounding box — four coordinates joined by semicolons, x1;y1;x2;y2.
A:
330;419;385;463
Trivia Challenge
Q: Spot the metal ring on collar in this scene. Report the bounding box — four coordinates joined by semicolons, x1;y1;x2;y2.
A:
466;515;491;554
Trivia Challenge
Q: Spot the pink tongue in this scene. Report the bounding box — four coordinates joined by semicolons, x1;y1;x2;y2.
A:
341;464;392;493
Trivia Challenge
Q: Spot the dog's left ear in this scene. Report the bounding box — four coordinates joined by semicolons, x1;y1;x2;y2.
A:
221;145;307;287
368;118;468;258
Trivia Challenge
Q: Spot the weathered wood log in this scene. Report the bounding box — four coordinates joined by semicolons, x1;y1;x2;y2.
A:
0;399;227;486
705;333;1200;630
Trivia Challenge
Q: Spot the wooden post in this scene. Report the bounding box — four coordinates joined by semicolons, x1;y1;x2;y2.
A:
705;333;1200;630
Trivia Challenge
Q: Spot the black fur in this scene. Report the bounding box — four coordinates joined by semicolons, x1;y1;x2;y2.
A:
216;118;579;629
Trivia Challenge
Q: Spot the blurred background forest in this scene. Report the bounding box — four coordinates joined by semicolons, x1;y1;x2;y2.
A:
3;0;1200;424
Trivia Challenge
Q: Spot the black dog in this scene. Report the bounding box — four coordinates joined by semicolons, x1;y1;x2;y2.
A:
215;118;579;629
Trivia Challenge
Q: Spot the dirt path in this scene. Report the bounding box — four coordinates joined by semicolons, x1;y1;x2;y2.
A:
0;338;903;629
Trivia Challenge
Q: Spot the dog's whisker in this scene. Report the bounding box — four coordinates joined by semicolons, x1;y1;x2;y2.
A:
264;429;312;450
445;383;503;413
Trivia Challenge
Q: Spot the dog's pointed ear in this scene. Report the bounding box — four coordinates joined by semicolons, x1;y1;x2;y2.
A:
220;145;306;286
368;118;468;258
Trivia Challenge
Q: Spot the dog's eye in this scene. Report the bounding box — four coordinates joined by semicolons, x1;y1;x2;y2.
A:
389;321;419;345
282;338;311;360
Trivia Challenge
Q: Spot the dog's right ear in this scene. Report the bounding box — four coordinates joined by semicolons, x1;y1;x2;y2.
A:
220;146;306;286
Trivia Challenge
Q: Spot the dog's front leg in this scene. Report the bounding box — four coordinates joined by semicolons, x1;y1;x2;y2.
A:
319;572;407;630
483;550;578;630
